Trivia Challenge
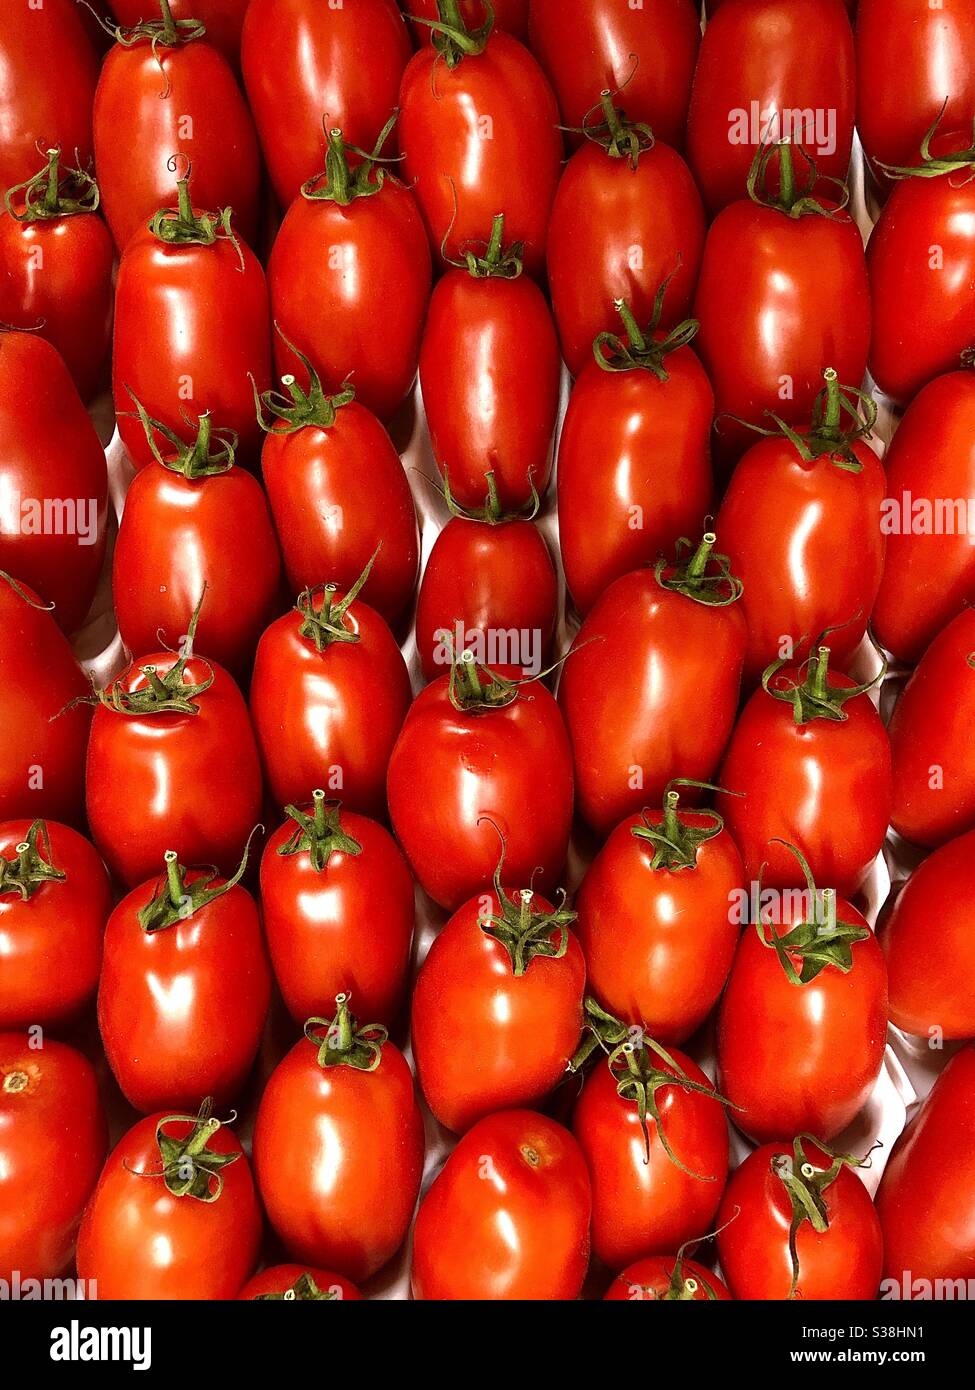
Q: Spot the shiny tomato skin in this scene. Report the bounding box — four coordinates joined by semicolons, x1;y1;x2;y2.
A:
574;811;745;1045
717;904;888;1144
411;1109;591;1300
250;595;411;819
411;888;586;1134
76;1110;262;1300
85;653;263;889
254;1031;424;1283
558;569;747;840
406;0;528;45
0;1034;107;1283
419;269;560;512
114;226;271;470
574;1050;730;1271
387;675;574;912
605;1256;732;1301
528;0;699;152
872;373;975;665
0;821;111;1032
558;349;714;618
547;139;705;379
0;332;108;634
269;181;431;423
399;34;562;278
260;805;415;1026
415;517;558;684
889;610;975;849
717;1141;883;1301
687;0;855;216
237;1264;362;1300
110;1;249;65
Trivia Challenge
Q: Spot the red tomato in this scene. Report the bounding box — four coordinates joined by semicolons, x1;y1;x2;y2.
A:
573;1028;730;1271
717;1137;883;1301
411;863;584;1133
77;1100;262;1300
253;999;425;1282
604;1254;732;1302
399;16;562;277
547;100;705;377
717;866;888;1144
250;572;412;819
716;373;885;685
558;536;747;839
93;4;259;252
387;657;574;911
260;792;415;1026
406;0;528;46
529;0;699;152
0;151;114;401
269;123;431;423
889;610;975;849
0;331;108;634
113;402;281;677
411;1109;591;1300
716;648;892;897
872;373;975;665
110;0;249;65
0;572;92;827
0;1034;106;1283
419;215;560;512
257;353;419;630
237;1265;362;1301
687;0;855;216
574;783;745;1046
243;0;411;208
0;820;111;1032
876;1046;975;1288
0;0;98;192
557;300;714;617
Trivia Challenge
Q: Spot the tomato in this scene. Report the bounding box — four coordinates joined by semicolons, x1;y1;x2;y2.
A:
574;782;745;1046
872;373;975;665
716;649;891;897
0;331;108;634
387;657;574;911
411;856;584;1133
406;0;528;45
418;215;559;512
411;1109;591;1300
93;2;259;252
0;0;98;192
269;123;431;424
250;569;412;819
110;0;250;65
257;349;419;631
243;0;411;208
399;10;562;277
113;401;281;678
237;1266;362;1301
876;1046;975;1288
0;572;92;827
253;999;424;1282
889;610;975;849
260;792;415;1026
528;0;699;152
0;820;111;1032
0;151;114;402
604;1253;732;1302
717;1137;883;1301
558;535;747;840
715;378;884;686
85;605;264;888
687;0;855;216
77;1099;262;1300
557;298;714;617
717;857;888;1144
0;1034;106;1283
547;99;705;378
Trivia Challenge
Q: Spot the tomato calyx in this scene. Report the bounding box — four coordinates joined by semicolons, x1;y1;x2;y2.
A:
593;280;699;382
99;0;206;52
736;367;877;473
88;591;214;716
747;140;851;219
756;841;870;985
143;1098;240;1203
445;212;524;281
302;112;402;207
303;995;388;1074
0;820;66;902
409;0;494;69
148;169;243;270
254;327;356;435
654;532;744;609
440;467;541;525
575;89;655;170
277;790;363;873
879;101;975;183
124;389;237;479
660;1235;726;1302
137;835;256;934
4;147;100;223
477;825;575;977
631;779;737;871
294;550;378;654
762;642;886;726
771;1135;875;1299
254;1273;342;1302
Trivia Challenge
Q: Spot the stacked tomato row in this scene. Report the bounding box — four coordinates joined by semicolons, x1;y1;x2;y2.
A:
2;0;975;1305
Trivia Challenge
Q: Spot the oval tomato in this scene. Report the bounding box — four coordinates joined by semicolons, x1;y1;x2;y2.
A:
237;1265;362;1301
605;1253;732;1302
407;0;528;45
110;0;249;65
411;1109;591;1300
253;999;425;1283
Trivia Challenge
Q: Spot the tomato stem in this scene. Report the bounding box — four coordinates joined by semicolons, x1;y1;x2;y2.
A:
254;327;355;434
278;791;363;873
138;834;258;934
304;997;389;1073
0;820;66;902
631;780;736;871
295;551;378;653
408;0;494;67
3;147;100;224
